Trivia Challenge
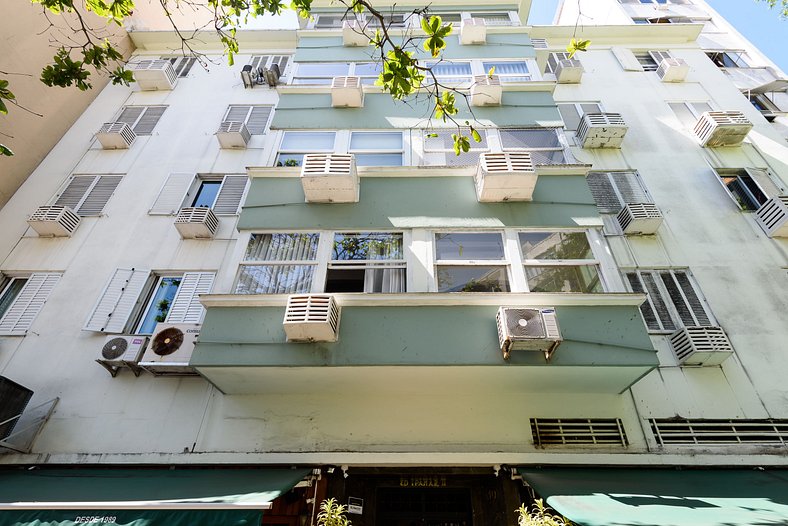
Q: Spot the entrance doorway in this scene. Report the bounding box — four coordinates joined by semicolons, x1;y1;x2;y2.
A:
376;487;473;526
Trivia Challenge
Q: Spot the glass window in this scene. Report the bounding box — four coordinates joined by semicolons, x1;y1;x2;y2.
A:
236;233;320;294
349;132;404;166
706;52;748;68
715;169;769;211
499;129;568;165
137;277;182;334
668;102;712;127
519;232;603;293
277;132;337;166
435;233;509;292
427;61;473;84
472;12;513;25
191;180;222;208
634;52;659;72
482;61;530;82
354;62;383;84
326;233;406;293
557;103;603;132
0;278;27;320
422;128;489;167
292;62;350;84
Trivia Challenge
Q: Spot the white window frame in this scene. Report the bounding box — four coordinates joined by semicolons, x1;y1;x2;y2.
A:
249;55;292;78
182;174;249;215
432;230;512;293
421;127;491;167
0;273;61;336
423;11;519;27
133;273;185;335
275;130;410;166
49;174;122;216
499;128;572;165
326;231;408;293
518;230;608;293
706;51;749;69
623;0;691;4
161;55;197;77
668;101;714;127
713;168;773;212
235;232;324;294
222;105;274;135
556;102;604;135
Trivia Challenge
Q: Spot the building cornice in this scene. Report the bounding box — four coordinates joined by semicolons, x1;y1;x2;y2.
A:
530;23;703;46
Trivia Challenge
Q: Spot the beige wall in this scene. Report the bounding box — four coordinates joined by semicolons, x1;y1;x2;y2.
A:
0;0;133;207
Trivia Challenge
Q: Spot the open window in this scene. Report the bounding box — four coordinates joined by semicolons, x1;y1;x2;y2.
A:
326;233;406;293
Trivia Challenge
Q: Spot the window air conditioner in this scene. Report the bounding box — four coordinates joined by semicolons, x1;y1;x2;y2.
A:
342;20;369;46
669;326;733;366
470;74;502;106
96;334;149;377
496;307;562;361
300;153;359;203
656;58;689;82
475;152;536;202
755;195;788;238
693;111;753;147
576;113;628;148
460;17;486;45
215;120;251;149
138;323;201;376
131;60;177;90
95;122;136;149
283;294;340;342
616;203;663;235
331;76;364;107
174;207;219;239
27;206;81;237
554;58;584;83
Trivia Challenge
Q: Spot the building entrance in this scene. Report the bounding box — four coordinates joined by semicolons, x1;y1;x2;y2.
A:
375;487;473;526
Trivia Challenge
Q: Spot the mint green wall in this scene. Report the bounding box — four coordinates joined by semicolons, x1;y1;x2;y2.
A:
238;176;597;230
194;305;657;370
272;92;561;129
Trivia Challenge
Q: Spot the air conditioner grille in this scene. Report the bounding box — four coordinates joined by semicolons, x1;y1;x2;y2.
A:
755;195;788;237
650;418;788;446
504;308;546;338
102;337;128;360
531;418;628;447
670;326;733;365
480;152;534;173
302;154;354;175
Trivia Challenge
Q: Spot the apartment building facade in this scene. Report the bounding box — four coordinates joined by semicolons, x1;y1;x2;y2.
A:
0;0;787;525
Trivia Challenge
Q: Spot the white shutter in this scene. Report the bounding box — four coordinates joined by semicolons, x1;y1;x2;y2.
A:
249;55;270;70
133;106;166;135
271;55;290;76
116;106;144;126
213;176;248;215
649;50;673;64
84;268;150;333
76;175;122;216
0;273;61;336
611;47;643;71
149;173;194;215
54;176;95;211
165;272;215;323
245;106;273;134
225;105;251;123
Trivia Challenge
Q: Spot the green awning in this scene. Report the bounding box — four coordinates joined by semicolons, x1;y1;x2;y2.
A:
519;467;788;526
0;468;310;526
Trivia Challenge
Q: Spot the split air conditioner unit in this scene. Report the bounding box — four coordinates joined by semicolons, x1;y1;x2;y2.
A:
96;334;149;377
576;113;628;148
617;203;664;235
460;17;486;44
215;120;251;149
300;154;359;203
283;294;340;342
241;64;259;88
263;64;281;87
470;74;502;106
669;326;733;366
138;323;201;376
693;111;753;147
475;152;536;202
131;60;177;90
95;122;136;149
656;58;689;82
331;76;364;107
755;195;788;238
174;207;219;239
496;307;562;361
27;206;81;237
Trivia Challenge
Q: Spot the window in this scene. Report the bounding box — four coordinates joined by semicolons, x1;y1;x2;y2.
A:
249;55;291;78
161;56;197;77
557;103;603;133
326;233;406;293
52;175;122;216
632;16;692;24
222;105;273;135
625;0;691;4
520;232;603;293
115;106;166;135
277;131;336;166
426;61;474;85
634;52;659;72
150;174;248;215
748;93;780;120
0;273;61;335
586;171;654;214
235;233;321;294
625;269;713;332
276;131;406;167
668;101;713;127
313;13;409;29
349;132;404;166
422;128;489;167
434;232;510;292
714;168;770;211
314;14;346;28
500;129;568;164
546;52;571;74
481;61;530;82
292;62;350;84
422;11;515;27
84;270;214;334
706;51;748;68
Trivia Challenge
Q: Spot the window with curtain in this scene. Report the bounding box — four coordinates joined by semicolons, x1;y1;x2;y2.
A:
519;232;603;293
235;233;320;294
326;233;406;293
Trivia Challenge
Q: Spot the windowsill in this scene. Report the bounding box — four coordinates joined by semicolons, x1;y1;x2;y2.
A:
276;82;557;95
247;164;591;178
200;291;647;308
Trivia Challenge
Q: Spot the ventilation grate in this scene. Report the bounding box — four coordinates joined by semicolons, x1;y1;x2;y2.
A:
651;419;788;446
531;418;628;447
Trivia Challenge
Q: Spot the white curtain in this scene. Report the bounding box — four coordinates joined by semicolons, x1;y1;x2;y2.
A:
363;268;406;293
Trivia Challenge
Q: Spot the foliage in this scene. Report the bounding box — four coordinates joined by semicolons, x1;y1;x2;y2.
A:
565;38;590;59
757;0;788;18
0;79;13;156
316;498;351;526
517;499;573;526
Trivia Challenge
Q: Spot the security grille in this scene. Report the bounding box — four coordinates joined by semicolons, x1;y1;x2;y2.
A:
650;419;788;446
530;418;628;447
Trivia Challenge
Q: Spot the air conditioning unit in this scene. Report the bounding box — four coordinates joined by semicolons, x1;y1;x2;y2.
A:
475;152;536;202
617;203;663;235
263;63;281;87
138;323;201;376
174;207;219;239
342;20;369;46
131;59;177;90
27;206;81;237
576;113;628;148
96;335;149;377
496;307;562;361
460;17;486;45
693;111;753;147
215;120;251;149
470;74;502;106
241;64;260;88
96;122;136;149
331;76;363;108
656;58;689;82
554;58;584;83
283;294;340;342
0;376;34;440
669;326;733;366
755;195;788;238
301;153;359;203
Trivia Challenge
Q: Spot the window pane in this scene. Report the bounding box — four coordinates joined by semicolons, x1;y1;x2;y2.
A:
437;266;509;292
280;132;336;150
355;153;403;166
435;233;505;260
191;181;222;208
520;232;594;260
350;132;403;150
276;154;305;167
325;268;405;293
333;233;404;260
669;103;695;127
0;279;27;320
529;150;568;164
424;129;488;150
354;62;383;77
244;233;320;261
482;61;529;81
525;265;603;292
721;175;766;210
236;265;314;294
296;63;350;77
500;129;561;149
138;277;181;334
557;104;582;132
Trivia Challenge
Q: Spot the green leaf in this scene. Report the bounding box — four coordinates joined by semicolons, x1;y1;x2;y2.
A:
0;99;6;114
487;66;495;77
0;143;13;156
421;16;432;34
566;38;591;58
430;15;441;34
471;127;481;143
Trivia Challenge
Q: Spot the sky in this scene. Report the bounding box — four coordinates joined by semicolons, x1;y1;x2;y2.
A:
527;0;788;72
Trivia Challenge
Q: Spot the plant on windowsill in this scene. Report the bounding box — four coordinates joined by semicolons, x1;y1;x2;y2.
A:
517;499;573;526
317;498;351;526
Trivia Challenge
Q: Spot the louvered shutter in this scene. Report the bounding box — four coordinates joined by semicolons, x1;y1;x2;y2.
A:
249;56;269;70
611;47;643;71
611;172;651;206
225;105;251;123
660;270;712;327
165;272;215;323
213;176;248;215
272;55;290;75
84;268;150;333
149;173;194;215
0;273;60;335
76;176;122;216
649;50;673;65
629;271;676;332
586;173;623;213
116;107;144;126
245;106;273;134
54;176;95;211
172;57;196;77
133;106;166;135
